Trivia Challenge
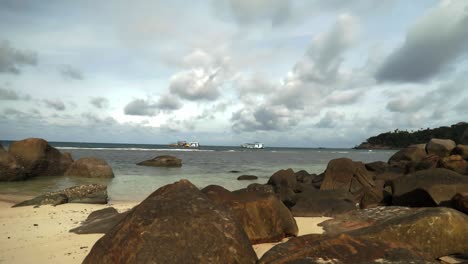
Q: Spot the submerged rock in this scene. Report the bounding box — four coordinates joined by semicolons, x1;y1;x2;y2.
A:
83;180;257;264
13;184;108;207
237;175;258;180
136;155;182;167
65;157;114;178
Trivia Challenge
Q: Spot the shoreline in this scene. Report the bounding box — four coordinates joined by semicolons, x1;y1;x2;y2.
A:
0;193;330;263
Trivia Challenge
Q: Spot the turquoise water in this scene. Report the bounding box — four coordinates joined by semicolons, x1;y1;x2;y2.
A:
0;142;396;202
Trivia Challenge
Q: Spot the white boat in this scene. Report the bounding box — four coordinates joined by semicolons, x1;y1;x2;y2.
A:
240;142;264;149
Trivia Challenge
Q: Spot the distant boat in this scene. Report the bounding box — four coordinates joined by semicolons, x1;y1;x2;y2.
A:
240;142;264;149
169;141;199;148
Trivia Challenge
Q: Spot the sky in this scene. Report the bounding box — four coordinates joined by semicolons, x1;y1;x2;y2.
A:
0;0;467;147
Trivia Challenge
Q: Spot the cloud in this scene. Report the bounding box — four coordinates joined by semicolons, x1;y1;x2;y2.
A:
43;99;66;111
60;64;84;80
156;94;182;111
0;40;37;74
124;99;157;116
231;105;298;132
169;68;221;101
316;111;346;128
324;90;361;105
376;1;468;83
0;87;19;100
90;97;109;109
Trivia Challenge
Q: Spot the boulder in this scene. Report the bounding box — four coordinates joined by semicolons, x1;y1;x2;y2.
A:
406;154;440;173
452;192;468;214
70;207;131;234
426;138;456;158
8;138;72;177
237;175;258;180
136;155;182;167
0;150;27;181
365;161;388;174
451;144;468;160
294;170;313;184
291;189;357;217
13;184;108;207
245;183;274;194
202;185;298;244
83;180;257;264
461;128;468;145
258;233;433;264
439;155;467;174
388;144;427;166
267;168;296;189
349;207;468;260
65;157;114;178
389;168;468;207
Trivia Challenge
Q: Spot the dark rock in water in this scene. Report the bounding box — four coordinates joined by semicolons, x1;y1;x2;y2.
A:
452;144;468;160
0;149;27;181
349;207;468;260
136;155;182;167
13;184;108;207
237;175;258;180
70;207;131;234
246;183;274;194
65;157;114;178
258;233;434;264
8;138;73;178
83;180;257;264
202;185;298;244
229;170;241;173
426;138;456;158
389;168;468;207
388;144;427;166
452;192;468;214
291;189;356;217
439;155;467;174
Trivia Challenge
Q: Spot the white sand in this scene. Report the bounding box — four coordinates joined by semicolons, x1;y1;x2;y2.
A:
0;194;331;263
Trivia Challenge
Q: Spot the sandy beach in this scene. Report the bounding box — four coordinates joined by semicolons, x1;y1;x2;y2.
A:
0;194;330;263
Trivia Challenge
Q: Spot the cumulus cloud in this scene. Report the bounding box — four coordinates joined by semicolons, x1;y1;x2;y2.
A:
124;99;157;116
90;97;109;109
0;87;22;100
316;111;346;128
60;64;84;80
0;40;37;74
231;105;298;132
44;99;66;111
324;90;361;105
376;1;468;83
156;94;182;111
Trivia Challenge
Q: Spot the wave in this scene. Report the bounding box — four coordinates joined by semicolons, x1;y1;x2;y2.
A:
56;147;215;152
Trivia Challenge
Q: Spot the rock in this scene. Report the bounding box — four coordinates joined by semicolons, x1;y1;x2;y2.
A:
229;170;241;173
406;154;440;173
237;175;258;180
202;185;298;244
365;161;389;174
8;138;72;177
451;144;468;160
83;180;257;264
291;189;356;217
311;173;324;189
70;207;131;234
426;138;456;158
349;207;468;260
13;184;108;207
452;192;468;214
65;157;114;178
246;183;274;194
388;144;427;166
461;128;468;145
0;143;4;151
136;155;182;167
389;168;468;207
294;170;313;184
439;155;467;174
267;168;296;189
0;150;27;181
258;233;433;264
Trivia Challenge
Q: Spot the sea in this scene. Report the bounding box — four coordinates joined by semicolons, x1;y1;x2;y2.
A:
0;141;397;202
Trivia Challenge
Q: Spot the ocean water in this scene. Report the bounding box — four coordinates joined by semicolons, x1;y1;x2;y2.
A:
0;142;396;202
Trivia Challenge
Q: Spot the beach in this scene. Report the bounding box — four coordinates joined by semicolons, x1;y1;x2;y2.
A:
0;194;330;263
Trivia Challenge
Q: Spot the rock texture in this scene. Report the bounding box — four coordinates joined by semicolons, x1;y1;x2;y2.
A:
202;185;298;244
237;175;258;180
452;144;468;160
83;180;257;264
0;149;27;181
65;157;114;178
388;144;427;166
8;138;73;177
267;169;297;207
389;168;468;207
13;184;108;207
291;189;356;217
452;192;468;214
70;207;131;234
426;138;456;158
136;155;182;167
439;155;467;174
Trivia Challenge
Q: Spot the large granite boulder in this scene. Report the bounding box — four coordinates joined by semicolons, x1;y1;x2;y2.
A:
389;168;468;207
452;144;468;160
406;154;440;173
388;144;427;166
452;192;468;214
349;207;468;260
70;207;131;234
83;180;257;264
245;183;275;194
267;169;297;207
0;149;27;181
439;155;467;174
13;184;108;207
258;233;433;264
291;189;356;217
136;155;182;167
8;138;73;177
294;170;314;184
426;138;456;158
202;185;298;244
65;157;114;178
